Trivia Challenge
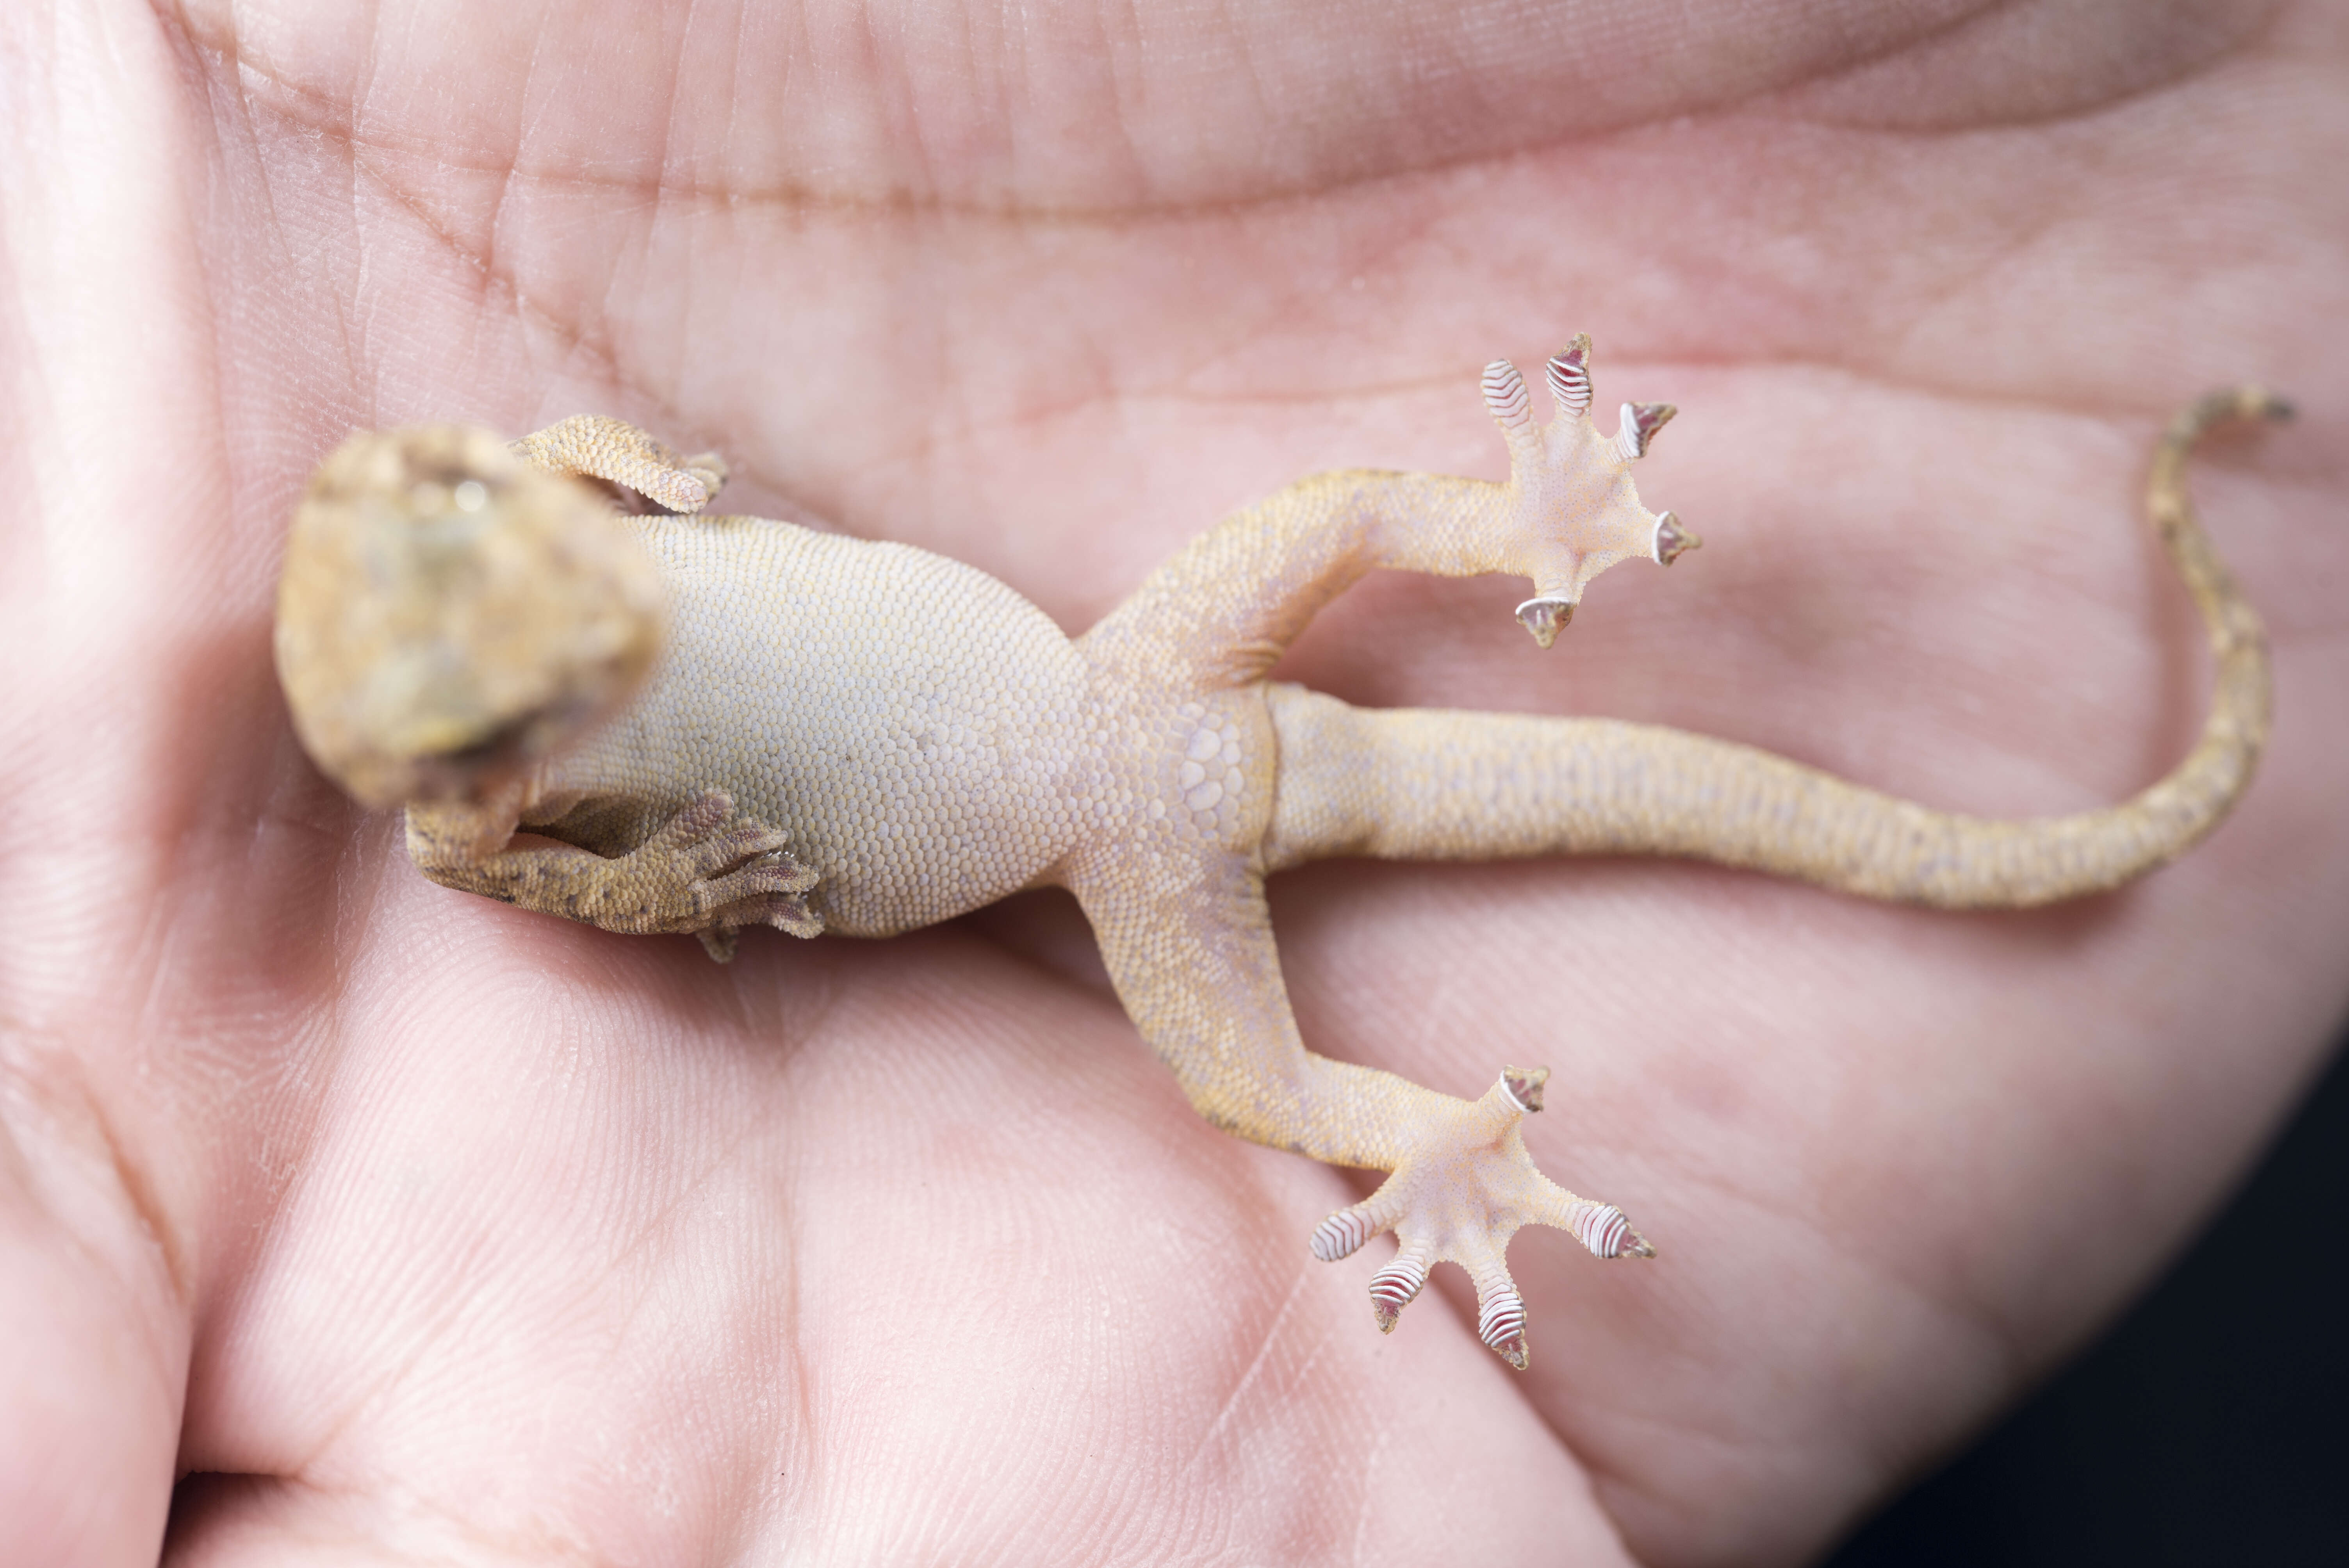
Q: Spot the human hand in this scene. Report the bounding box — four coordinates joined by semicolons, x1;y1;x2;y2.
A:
4;1;2343;1563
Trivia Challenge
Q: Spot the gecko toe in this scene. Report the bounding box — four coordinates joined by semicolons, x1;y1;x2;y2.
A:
1310;1199;1393;1262
1514;595;1576;648
1559;1199;1650;1260
1312;1070;1650;1362
1477;1285;1531;1370
1368;1247;1431;1333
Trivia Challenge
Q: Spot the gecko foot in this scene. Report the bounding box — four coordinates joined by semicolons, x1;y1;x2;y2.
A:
1479;338;1688;642
617;790;823;954
1309;1067;1649;1370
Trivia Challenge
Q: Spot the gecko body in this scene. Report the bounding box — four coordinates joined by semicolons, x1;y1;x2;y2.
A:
537;518;1097;939
273;341;2285;1369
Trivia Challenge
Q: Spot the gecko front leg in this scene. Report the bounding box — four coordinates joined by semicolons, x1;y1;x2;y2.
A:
510;413;732;516
408;788;822;960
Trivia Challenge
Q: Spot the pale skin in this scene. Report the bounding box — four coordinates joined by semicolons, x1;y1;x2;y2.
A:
4;4;2347;1568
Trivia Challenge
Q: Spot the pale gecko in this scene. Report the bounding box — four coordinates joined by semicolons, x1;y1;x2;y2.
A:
272;338;2286;1370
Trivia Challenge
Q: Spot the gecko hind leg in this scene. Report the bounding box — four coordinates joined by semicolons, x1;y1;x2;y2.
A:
1309;1068;1651;1369
1068;850;1641;1372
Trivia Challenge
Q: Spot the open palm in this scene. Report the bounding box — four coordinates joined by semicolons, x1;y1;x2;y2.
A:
5;1;2345;1563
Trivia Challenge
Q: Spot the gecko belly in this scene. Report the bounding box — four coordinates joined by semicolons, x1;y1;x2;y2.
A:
536;515;1098;937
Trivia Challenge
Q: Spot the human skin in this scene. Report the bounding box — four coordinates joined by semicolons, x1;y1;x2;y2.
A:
1;0;2344;1563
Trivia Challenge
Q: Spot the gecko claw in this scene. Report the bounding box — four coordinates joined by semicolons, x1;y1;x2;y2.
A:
1654;511;1700;565
1501;1065;1549;1113
1515;596;1576;648
1614;401;1676;460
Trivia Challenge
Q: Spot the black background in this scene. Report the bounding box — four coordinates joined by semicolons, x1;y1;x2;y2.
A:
1825;1024;2349;1566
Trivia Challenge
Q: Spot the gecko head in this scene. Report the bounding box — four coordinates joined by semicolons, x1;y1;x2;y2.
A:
275;424;667;809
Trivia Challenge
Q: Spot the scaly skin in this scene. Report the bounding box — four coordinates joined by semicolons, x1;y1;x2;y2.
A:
274;358;2285;1373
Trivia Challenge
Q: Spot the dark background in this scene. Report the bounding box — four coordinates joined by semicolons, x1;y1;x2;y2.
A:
1824;1024;2349;1567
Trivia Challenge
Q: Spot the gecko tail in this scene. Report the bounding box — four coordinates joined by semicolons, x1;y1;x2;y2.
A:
1260;389;2288;910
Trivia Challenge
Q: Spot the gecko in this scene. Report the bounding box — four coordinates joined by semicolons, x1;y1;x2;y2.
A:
273;338;2286;1370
